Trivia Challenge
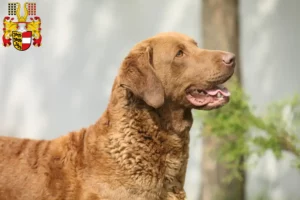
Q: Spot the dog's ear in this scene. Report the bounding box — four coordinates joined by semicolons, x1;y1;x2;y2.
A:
119;45;164;108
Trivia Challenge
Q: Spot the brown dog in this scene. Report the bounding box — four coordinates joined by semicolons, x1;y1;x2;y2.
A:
0;32;235;200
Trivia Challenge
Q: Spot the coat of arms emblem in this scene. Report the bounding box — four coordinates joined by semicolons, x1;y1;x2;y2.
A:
2;2;42;51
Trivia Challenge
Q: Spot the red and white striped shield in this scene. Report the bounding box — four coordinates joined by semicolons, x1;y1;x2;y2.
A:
12;31;32;51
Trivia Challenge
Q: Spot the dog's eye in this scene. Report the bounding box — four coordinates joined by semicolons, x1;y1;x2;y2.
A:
176;50;184;57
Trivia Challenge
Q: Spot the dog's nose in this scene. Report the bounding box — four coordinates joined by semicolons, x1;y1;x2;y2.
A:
222;53;236;68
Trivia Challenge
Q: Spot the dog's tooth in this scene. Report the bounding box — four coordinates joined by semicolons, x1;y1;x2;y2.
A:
217;92;223;98
195;89;205;95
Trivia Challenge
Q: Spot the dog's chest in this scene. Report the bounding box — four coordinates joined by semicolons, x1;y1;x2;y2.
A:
102;109;191;198
160;129;189;183
107;126;188;181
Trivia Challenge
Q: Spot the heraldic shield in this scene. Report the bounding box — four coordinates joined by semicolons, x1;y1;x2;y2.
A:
12;31;32;51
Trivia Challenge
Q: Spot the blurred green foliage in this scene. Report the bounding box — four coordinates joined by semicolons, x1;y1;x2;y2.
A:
196;78;300;182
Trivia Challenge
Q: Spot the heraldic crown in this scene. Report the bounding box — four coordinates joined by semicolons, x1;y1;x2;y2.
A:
2;2;42;51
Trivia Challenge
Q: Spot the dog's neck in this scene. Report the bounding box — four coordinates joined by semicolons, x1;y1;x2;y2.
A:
102;85;193;136
157;102;193;135
88;85;192;192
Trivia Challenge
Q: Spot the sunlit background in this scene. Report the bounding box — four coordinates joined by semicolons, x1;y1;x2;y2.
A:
0;0;299;199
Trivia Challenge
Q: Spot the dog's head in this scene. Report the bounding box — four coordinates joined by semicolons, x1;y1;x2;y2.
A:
118;32;235;110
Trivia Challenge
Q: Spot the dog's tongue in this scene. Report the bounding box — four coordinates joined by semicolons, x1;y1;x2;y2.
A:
205;85;231;97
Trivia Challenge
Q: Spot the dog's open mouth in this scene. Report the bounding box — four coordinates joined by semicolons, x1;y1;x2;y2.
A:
186;84;230;109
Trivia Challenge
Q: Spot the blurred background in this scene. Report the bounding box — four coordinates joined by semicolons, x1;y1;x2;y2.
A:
0;0;300;199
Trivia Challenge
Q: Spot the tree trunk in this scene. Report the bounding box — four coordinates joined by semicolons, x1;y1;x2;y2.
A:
200;0;245;200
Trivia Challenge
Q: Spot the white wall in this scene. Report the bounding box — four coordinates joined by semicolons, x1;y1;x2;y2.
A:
0;0;299;199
